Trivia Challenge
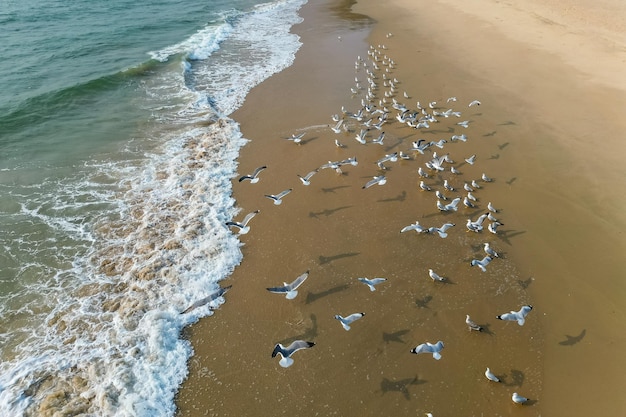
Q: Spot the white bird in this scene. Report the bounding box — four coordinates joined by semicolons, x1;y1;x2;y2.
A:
487;202;498;213
447;96;457;103
288;132;305;143
225;210;260;235
467;191;477;202
428;269;445;282
362;175;387;189
264;188;292;205
334;138;345;148
466;213;489;232
297;169;319;186
181;285;232;314
483;242;500;258
471;179;481;189
238;166;267;183
435;190;447;200
443;179;454;191
271;340;315;368
485;367;500;382
428;223;455;238
481;173;493;182
410;341;444;360
463;196;475;208
463;182;474;192
357;277;387;291
450;166;461;175
470;256;492;272
434;139;447;149
334;312;366;331
488;221;503;234
331;119;344;134
487;212;499;222
465;154;476;165
400;221;428;234
450;134;467;142
355;129;367;144
418;167;429;178
457;120;470;128
512;392;529;404
437;197;461;212
468;100;481;107
266;270;310;299
497;305;533;326
466;314;484;332
419;181;432;191
372;131;385;145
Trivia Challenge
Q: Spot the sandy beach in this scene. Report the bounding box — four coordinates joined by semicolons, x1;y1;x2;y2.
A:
176;0;626;416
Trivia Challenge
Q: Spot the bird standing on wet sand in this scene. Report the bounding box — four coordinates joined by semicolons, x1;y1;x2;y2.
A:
485;367;500;382
428;269;445;282
466;315;484;332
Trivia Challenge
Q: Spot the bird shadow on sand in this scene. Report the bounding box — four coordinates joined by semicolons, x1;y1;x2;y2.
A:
385;138;404;152
498;142;510;150
559;329;586;346
503;369;525;387
378;190;407;203
298;136;319;145
382;329;411;344
475;322;495;336
518;276;533;289
319;252;360;265
498;120;516;126
305;284;350;304
506;177;517;186
483;130;497;137
321;185;351;193
495;229;526;246
380;376;426;400
276;314;319;345
309;206;352;218
415;295;433;309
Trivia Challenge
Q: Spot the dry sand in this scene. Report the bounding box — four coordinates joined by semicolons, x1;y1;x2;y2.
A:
176;0;626;416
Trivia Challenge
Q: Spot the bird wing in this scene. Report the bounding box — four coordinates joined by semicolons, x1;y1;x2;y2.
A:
287;270;309;291
251;165;267;177
275;189;292;199
344;313;365;323
241;210;260;226
284;340;315;353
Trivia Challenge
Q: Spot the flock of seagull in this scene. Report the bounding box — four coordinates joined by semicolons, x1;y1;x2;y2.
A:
212;37;537;410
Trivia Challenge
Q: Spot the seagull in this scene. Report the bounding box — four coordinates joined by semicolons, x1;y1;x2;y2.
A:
457;120;470;128
437;197;461;212
487;212;499;222
410;341;444;360
443;179;454;191
512;392;529;404
334;138;345;148
266;270;310;299
428;223;455;238
372;131;385;145
419;181;432;191
447;96;457;103
481;173;493;182
468;100;481;107
428;269;445;282
411;139;433;154
450;166;461;175
331;119;344;134
297;169;319;186
466;192;477;202
435;190;447;200
400;221;428;234
238;166;267;183
471;179;481;189
339;156;359;167
355;129;367;144
463;196;475;208
465;154;476;165
450;134;467;142
225;210;260;235
483;242;500;258
181;285;232;314
470;255;492;272
485;367;500;382
288;132;305;143
417;167;429;178
363;175;387;189
487;202;498;213
271;340;315;368
335;312;366;331
488;221;503;234
466;315;484;332
357;277;387;291
497;305;533;326
434;139;447;149
265;189;292;205
466;213;489;232
463;182;474;192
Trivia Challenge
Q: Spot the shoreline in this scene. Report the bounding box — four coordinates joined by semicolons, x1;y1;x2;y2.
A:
176;0;626;415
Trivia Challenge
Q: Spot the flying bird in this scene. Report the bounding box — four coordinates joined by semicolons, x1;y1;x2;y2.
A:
410;341;444;360
334;312;366;331
497;305;533;326
266;270;310;299
264;189;293;205
400;221;428;234
428;223;455;238
297;170;319;186
225;210;260;235
181;285;232;314
271;340;315;368
357;277;387;292
437;197;461;212
470;256;492;272
468;100;481;107
238;166;267;183
287;132;305;143
362;175;387;189
465;154;476;165
488;221;503;234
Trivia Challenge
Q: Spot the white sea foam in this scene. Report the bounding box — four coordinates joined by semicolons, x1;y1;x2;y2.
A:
0;0;306;415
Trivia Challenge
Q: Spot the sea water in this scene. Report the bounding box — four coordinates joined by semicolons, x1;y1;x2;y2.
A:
0;0;306;415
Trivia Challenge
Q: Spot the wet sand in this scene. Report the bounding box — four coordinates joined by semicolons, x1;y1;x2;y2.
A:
176;0;626;416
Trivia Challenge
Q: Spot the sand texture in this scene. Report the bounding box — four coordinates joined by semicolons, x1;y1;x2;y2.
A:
176;0;626;416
